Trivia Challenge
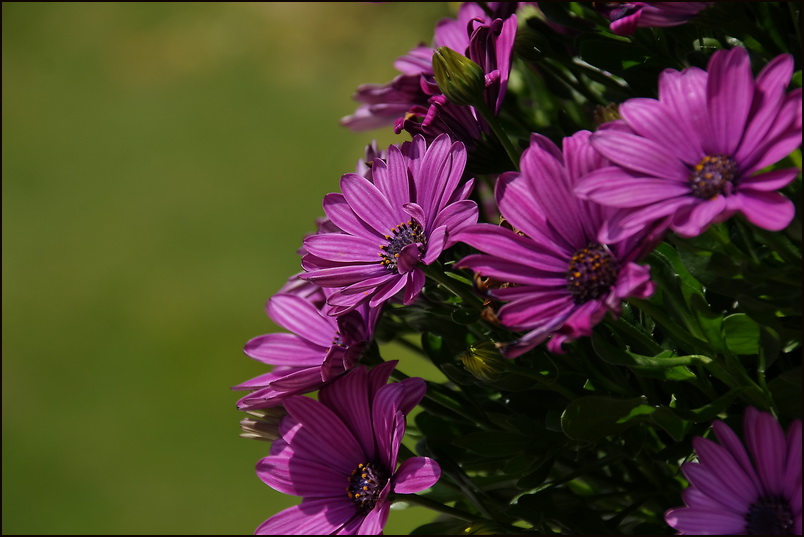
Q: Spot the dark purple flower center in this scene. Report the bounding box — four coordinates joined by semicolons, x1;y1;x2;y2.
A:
379;220;426;273
689;154;739;199
347;462;389;512
566;243;620;304
745;494;795;535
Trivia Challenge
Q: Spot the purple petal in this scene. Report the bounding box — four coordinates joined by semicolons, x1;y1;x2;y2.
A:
613;262;654;301
244;333;326;366
739;168;800;192
368;274;408;307
423;225;447;265
576;166;691;208
456;224;568;271
705;47;754;155
356;502;390;535
403;268;425;305
374;148;413;211
682;462;754;512
744;406;787;496
740;89;802;173
257;455;347;497
736;190;795;231
431;200;479;242
590;130;689;181
658;67;708;155
497;293;575;330
670;195;728;238
693;437;759;506
682;486;732;511
304;234;384;264
323;192;380;239
784;420;802;501
266;366;328;391
255;498;357;535
562;129;608;181
394;457;441;494
318;366;376;461
268;294;337;347
282;397;366;474
458;254;555;286
495;175;565;256
736;54;794;162
302;263;389;288
341;173;402;235
712;420;763;492
665;507;748;535
620;98;702;165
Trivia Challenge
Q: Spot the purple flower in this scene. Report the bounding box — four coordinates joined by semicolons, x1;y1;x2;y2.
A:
301;134;477;315
254;361;441;535
597;2;714;36
457;131;663;357
576;47;802;241
233;292;379;410
665;407;802;535
341;47;433;132
343;3;517;149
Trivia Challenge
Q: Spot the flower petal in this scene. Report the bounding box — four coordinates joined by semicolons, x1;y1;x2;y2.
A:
665;507;748;535
255;498;357;535
244;333;326;366
736;190;795;231
705;47;753;155
268;294;337;347
393;457;441;494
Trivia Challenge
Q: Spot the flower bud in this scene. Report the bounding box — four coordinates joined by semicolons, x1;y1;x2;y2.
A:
458;340;506;382
239;407;285;442
432;46;486;108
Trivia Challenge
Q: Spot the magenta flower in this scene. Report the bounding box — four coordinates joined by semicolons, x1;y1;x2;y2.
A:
254;361;441;535
597;2;714;36
232;292;379;410
301;134;477;315
665;407;802;535
576;46;802;241
457;131;663;357
341;46;433;132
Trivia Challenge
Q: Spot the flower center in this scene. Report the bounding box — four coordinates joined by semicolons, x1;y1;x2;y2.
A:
379;220;426;273
566;244;620;304
688;154;738;199
745;495;795;535
347;462;389;512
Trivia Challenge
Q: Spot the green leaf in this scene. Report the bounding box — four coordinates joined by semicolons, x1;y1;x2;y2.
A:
451;431;530;457
560;395;649;441
410;520;470;535
722;313;760;355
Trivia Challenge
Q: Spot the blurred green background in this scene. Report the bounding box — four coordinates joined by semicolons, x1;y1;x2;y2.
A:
2;2;453;534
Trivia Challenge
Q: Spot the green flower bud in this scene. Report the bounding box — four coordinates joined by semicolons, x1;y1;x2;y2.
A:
458;340;506;382
432;46;486;108
239;408;285;442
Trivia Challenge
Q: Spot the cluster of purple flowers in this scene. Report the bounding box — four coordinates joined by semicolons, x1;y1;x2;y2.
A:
235;2;801;534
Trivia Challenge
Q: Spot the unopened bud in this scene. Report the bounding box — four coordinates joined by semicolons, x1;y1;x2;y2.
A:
239;407;285;442
432;46;486;108
458;341;506;382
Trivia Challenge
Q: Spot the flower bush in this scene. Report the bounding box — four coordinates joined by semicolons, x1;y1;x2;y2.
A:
234;2;801;534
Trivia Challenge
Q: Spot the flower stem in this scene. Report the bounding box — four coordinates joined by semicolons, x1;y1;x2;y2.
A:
475;102;521;171
392;493;477;523
422;263;483;307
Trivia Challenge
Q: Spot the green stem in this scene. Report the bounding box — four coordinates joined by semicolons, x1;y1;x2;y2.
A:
504;361;577;400
475;102;521;171
390;368;491;427
392;493;477;523
422;263;483;307
629;298;709;355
